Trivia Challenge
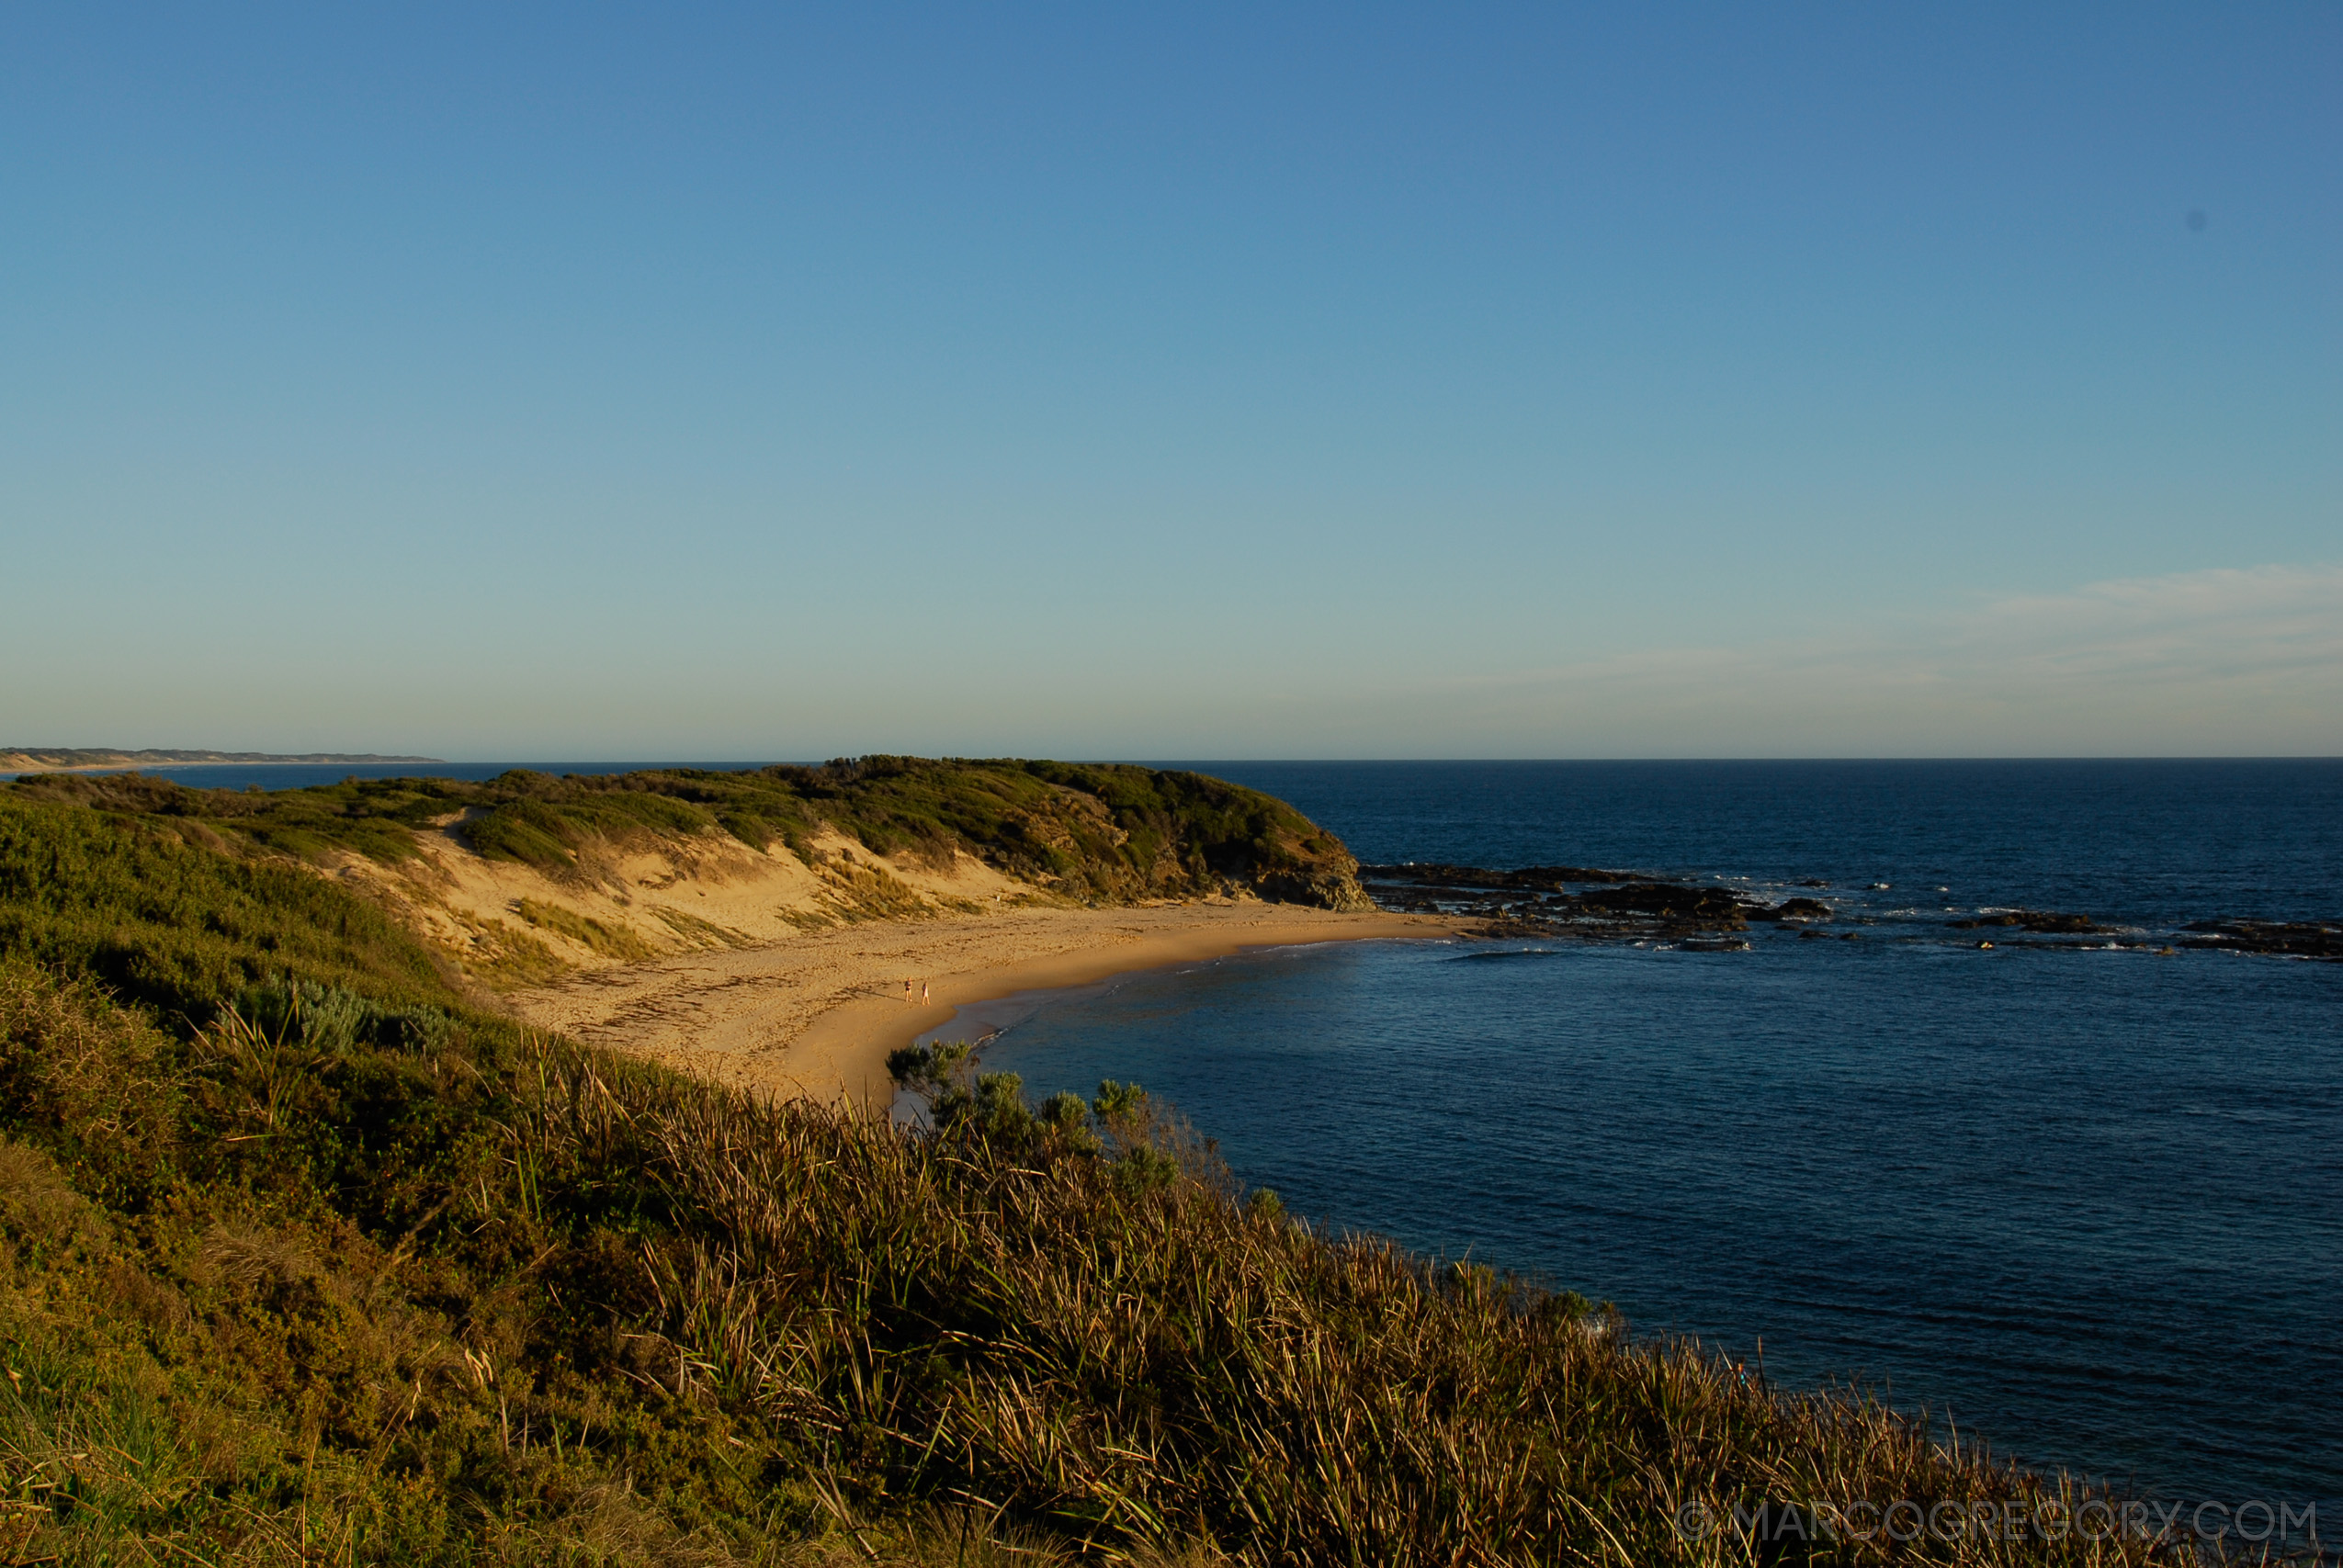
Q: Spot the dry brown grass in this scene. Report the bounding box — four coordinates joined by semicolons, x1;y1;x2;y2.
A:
518;897;663;962
531;1047;2223;1566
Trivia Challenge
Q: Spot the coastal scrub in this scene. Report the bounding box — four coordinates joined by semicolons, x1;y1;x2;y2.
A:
6;757;1373;911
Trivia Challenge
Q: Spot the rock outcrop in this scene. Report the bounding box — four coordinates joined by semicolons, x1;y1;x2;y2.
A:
1949;909;2098;933
2179;919;2342;960
1359;863;1774;940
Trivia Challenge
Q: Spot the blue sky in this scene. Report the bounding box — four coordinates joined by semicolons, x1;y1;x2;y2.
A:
4;4;2336;758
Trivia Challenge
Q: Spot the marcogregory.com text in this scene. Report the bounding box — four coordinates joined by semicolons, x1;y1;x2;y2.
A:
1674;1496;2319;1550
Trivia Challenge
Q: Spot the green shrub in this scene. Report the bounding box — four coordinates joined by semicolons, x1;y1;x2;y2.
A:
0;794;458;1027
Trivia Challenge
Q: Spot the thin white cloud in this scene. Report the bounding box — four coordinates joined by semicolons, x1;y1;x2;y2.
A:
8;564;2334;760
1949;564;2343;682
1323;564;2343;755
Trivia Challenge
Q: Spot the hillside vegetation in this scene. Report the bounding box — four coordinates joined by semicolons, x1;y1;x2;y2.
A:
8;759;1370;912
0;787;461;1026
6;760;1373;989
0;791;2187;1565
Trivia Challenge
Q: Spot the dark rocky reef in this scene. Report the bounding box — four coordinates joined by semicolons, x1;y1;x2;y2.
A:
1360;863;1636;894
1364;861;2337;960
1359;863;1825;942
1573;883;1751;924
1949;909;2099;933
2179;919;2343;960
1746;897;1833;923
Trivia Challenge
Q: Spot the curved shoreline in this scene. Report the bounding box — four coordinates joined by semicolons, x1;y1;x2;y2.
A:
504;903;1463;1106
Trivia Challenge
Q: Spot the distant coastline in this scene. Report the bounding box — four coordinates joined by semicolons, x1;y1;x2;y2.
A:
0;747;446;774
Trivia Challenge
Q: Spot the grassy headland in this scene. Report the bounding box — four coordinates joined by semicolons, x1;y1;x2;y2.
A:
0;777;2187;1564
8;761;1372;995
8;759;1370;912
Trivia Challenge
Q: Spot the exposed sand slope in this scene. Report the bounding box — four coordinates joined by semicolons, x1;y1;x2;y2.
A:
317;818;1454;1107
325;818;1039;984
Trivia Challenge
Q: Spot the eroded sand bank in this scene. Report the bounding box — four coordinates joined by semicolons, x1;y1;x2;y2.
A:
504;902;1461;1105
303;802;1455;1104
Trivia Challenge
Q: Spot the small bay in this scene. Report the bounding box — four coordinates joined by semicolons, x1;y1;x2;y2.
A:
955;761;2343;1511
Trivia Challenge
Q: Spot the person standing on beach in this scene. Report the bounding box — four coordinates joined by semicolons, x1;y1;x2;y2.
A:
922;980;931;1006
905;977;913;1003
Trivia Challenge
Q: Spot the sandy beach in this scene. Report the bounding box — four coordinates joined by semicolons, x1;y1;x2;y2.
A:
505;901;1462;1105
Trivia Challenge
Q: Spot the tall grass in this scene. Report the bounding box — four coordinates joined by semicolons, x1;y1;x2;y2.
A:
598;1068;2227;1566
0;955;2252;1564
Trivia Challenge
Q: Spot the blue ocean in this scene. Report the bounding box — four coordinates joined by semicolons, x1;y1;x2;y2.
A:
937;761;2342;1515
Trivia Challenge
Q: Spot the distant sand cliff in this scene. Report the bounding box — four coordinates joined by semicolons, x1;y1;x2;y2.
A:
0;747;444;773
